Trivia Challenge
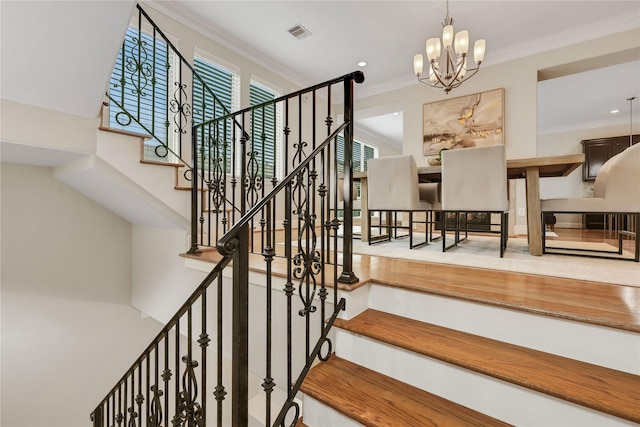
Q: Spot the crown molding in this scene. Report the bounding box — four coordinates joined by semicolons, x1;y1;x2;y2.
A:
143;0;312;90
486;12;640;66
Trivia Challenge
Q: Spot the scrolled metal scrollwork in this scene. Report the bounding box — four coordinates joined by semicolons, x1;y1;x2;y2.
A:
318;337;333;362
290;142;309;215
182;168;193;183
148;385;164;427
127;406;138;427
278;399;300;427
173;356;204;427
154;143;169;159
169;82;192;135
125;36;153;98
115;111;133;127
203;134;226;212
293;212;321;317
244;145;263;208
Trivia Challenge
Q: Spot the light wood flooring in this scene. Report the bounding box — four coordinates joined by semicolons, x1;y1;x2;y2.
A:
185;228;640;333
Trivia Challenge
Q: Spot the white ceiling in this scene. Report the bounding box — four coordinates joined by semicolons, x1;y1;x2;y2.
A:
150;0;640;149
0;0;135;118
1;1;638;154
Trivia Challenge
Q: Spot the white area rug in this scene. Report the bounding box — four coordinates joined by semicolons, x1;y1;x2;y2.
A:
346;234;639;287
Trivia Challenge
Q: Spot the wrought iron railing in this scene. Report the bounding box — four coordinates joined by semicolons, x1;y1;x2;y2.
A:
93;32;365;422
106;4;236;172
95;3;365;424
188;72;362;278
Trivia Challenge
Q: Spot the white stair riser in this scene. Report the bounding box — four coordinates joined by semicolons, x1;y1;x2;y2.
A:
301;394;363;427
367;284;640;374
335;330;635;427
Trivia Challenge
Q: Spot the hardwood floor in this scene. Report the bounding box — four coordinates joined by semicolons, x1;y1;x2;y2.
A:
186;234;640;332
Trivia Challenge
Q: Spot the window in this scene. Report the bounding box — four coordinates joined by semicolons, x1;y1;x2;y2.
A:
192;53;240;173
250;79;282;180
336;136;377;202
108;26;179;163
336;136;378;173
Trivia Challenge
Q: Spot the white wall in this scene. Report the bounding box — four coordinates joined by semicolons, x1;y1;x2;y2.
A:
0;163;162;426
131;225;207;322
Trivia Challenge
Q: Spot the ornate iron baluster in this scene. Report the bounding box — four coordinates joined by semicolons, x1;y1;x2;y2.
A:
169;81;191;136
174;356;204;427
199;290;210;427
162;335;171;427
214;273;227;427
262;201;276;425
172;321;180;427
148;385;163;427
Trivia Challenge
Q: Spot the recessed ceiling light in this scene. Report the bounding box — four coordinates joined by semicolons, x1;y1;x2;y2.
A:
393;112;400;116
611;109;620;114
358;61;367;67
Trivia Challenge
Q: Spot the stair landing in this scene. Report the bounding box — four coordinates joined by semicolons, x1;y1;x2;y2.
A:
184;249;640;332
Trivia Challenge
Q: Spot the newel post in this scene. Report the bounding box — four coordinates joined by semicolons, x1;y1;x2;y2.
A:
188;126;201;254
338;71;364;284
231;223;250;427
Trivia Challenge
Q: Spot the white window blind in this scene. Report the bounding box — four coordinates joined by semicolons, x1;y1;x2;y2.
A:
192;55;240;173
336;135;378;173
250;80;282;180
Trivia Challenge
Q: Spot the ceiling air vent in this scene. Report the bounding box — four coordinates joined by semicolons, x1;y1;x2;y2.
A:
288;24;311;40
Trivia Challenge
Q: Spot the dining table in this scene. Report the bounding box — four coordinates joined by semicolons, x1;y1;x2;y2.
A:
352;153;585;256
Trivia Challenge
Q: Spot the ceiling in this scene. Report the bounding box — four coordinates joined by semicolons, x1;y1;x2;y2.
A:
150;0;640;149
1;1;638;155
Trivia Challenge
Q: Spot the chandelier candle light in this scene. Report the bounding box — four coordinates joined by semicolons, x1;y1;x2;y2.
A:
413;0;486;94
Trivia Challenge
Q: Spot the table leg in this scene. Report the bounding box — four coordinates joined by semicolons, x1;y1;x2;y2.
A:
525;166;543;256
360;176;369;242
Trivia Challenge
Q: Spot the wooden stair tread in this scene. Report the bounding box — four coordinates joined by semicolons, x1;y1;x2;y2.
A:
364;258;640;332
334;309;640;423
185;246;640;333
301;354;511;427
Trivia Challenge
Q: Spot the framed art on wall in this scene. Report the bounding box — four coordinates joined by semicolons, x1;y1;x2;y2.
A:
422;88;504;157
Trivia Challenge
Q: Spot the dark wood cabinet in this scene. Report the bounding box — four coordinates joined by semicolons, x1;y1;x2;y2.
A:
581;134;638;229
581;134;639;181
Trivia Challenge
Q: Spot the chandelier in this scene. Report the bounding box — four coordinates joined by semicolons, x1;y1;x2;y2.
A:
413;0;486;94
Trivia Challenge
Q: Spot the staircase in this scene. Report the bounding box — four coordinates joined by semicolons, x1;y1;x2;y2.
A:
82;4;639;426
290;257;640;427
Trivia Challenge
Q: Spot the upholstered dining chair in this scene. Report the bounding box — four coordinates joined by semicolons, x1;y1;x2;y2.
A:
440;145;509;257
541;142;640;262
366;155;438;249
